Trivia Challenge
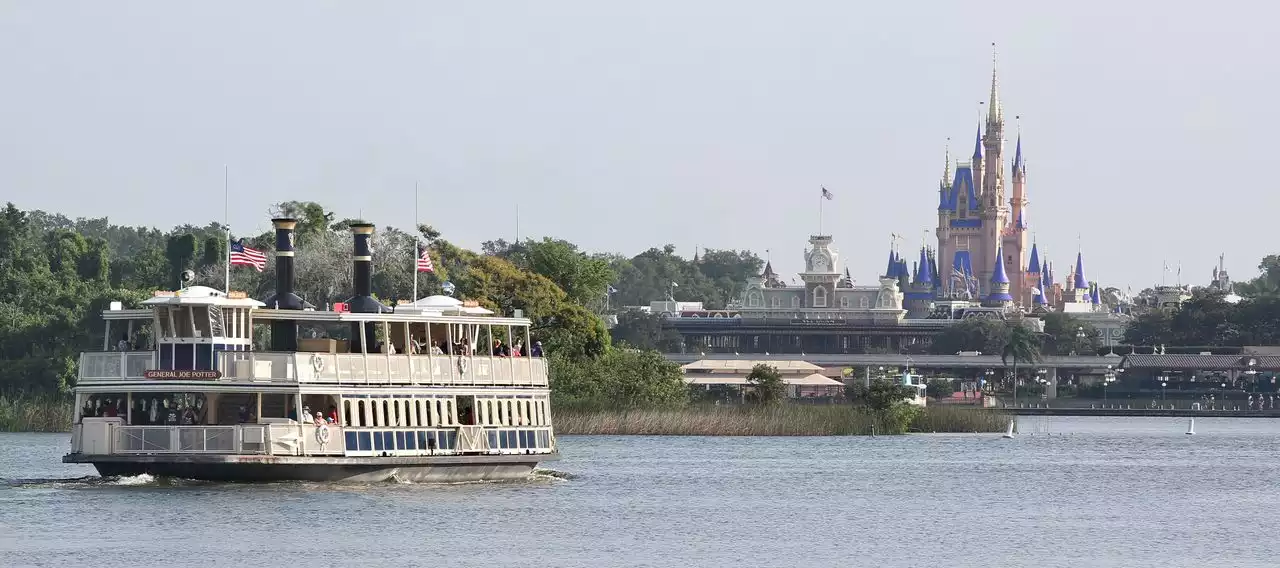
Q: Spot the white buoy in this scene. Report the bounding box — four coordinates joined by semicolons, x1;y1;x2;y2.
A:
1186;418;1195;435
1003;419;1016;439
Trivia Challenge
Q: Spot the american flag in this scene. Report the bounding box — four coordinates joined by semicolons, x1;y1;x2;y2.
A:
821;186;833;200
229;239;267;272
416;244;434;273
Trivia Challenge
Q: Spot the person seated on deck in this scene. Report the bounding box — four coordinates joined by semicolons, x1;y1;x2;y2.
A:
327;405;339;424
513;341;523;357
163;403;180;426
532;341;543;357
116;334;130;352
237;405;252;423
492;340;504;357
102;399;118;418
313;412;326;427
181;406;197;425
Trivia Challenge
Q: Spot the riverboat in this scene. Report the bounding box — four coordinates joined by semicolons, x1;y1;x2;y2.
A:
63;219;558;483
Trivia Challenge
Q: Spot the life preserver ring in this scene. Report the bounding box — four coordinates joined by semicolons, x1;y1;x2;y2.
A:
315;424;331;445
310;354;325;373
457;357;469;375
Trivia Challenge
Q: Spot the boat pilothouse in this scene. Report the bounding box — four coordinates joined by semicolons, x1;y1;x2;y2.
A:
66;218;558;483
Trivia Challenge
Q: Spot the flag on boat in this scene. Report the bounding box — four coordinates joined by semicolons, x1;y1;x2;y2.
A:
821;186;833;200
441;281;456;295
416;244;434;273
1030;287;1042;296
229;239;267;272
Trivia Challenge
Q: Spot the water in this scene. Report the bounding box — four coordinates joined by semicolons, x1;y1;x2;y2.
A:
3;417;1280;567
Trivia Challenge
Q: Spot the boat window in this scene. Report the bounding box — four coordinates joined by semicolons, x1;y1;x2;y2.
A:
209;307;227;338
155;308;173;338
407;399;419;427
374;399;386;427
361;400;374;427
344;400;360;427
430;399;441;427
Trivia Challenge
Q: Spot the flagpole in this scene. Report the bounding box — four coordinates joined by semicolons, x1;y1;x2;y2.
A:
413;181;420;303
818;188;823;236
223;165;230;294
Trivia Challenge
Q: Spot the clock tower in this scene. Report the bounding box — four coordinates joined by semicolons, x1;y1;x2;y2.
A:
801;235;840;308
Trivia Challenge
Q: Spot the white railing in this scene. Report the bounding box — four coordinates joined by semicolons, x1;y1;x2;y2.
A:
78;350;549;387
79;352;155;381
215;351;549;387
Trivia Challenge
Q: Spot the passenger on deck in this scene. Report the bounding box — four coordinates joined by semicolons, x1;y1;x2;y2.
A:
327;405;339;424
238;405;252;423
313;412;326;427
116;334;130;352
181;407;197;425
532;341;543;357
513;341;524;357
103;399;118;418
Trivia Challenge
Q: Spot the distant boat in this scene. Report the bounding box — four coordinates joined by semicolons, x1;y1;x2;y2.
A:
1002;419;1015;439
1186;418;1195;435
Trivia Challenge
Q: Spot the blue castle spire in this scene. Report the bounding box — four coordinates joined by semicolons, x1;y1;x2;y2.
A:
984;245;1014;304
884;249;896;278
991;246;1009;285
1091;284;1101;305
1074;252;1087;290
1013;134;1023;173
1027;242;1041;275
917;247;933;286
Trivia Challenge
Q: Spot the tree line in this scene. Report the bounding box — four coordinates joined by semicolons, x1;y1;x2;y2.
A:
0;201;760;409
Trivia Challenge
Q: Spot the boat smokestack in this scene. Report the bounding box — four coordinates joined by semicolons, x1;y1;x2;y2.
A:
345;223;389;352
263;218;305;351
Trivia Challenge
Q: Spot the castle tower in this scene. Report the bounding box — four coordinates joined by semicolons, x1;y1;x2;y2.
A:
1002;131;1029;307
983;244;1015;308
904;247;935;318
1025;240;1041;306
978;47;1009;301
800;235;840;308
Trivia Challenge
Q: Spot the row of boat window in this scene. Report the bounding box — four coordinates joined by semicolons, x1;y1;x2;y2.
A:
342;429;551;453
340;397;551;429
345;430;460;453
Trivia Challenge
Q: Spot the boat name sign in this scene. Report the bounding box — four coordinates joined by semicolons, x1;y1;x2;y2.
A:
142;370;223;380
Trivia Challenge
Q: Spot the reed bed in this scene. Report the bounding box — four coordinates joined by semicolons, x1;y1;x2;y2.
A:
554;404;1006;436
0;394;74;433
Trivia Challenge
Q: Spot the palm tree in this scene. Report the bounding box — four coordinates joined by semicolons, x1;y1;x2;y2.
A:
1001;323;1042;404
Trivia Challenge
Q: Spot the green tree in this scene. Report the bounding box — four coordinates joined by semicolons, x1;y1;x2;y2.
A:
164;233;198;287
549;349;688;408
929;318;1010;355
925;378;955;400
1001;323;1041;388
1041;313;1101;355
845;380;918;411
610;309;683;352
745;363;786;405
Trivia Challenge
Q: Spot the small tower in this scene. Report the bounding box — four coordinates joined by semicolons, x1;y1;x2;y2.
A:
1024;240;1041;307
983;244;1015;308
904;247;935;318
1032;269;1049;310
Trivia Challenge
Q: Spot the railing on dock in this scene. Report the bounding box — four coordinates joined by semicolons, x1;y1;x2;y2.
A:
77;351;549;387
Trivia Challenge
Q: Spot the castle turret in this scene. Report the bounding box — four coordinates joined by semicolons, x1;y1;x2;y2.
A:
983;244;1014;307
1073;252;1088;290
904;247;935;318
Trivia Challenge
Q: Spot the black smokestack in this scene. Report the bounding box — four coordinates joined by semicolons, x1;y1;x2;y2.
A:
345;223;389;352
262;218;305;351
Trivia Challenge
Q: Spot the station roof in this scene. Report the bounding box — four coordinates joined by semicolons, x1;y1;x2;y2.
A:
1120;354;1280;371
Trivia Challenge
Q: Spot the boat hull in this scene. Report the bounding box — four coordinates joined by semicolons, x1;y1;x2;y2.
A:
63;453;556;483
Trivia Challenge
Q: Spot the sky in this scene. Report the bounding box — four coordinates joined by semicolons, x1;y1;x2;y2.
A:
1;1;1276;293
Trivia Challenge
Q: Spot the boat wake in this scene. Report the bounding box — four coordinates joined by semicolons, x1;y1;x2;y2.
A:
531;468;576;481
1;474;161;488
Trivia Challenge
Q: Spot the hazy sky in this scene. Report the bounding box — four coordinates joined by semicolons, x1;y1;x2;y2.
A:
2;1;1275;292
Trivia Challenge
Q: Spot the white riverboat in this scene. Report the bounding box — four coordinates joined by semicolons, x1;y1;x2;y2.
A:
64;219;557;483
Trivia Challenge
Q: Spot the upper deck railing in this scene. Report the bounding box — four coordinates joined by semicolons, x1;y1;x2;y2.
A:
78;351;549;387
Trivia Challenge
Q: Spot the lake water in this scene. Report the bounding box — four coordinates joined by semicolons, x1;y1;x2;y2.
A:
3;417;1280;567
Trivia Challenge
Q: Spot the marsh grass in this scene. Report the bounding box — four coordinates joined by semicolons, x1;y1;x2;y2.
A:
0;394;73;432
554;403;1005;436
